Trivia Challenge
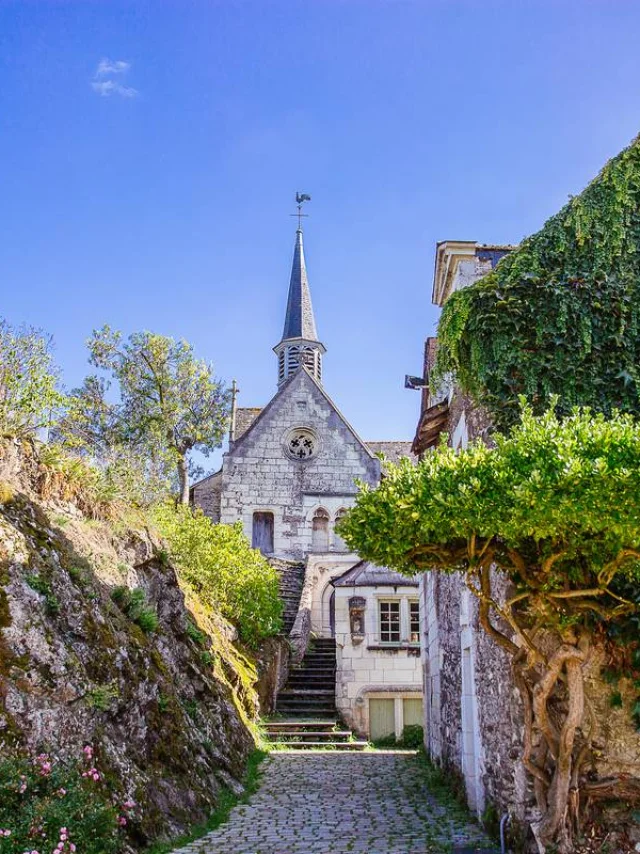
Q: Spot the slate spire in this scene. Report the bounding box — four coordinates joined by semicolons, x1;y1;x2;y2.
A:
274;226;326;387
282;228;319;342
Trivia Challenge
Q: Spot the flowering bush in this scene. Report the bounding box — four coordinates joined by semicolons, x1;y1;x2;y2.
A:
0;747;135;854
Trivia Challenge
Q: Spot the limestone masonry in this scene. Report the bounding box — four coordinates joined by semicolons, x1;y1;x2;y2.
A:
191;223;422;739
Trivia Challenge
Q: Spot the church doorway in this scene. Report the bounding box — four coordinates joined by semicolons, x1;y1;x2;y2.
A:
252;512;274;554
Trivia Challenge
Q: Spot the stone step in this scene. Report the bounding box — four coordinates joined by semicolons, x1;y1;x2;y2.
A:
264;720;339;731
266;731;353;741
286;681;335;691
278;689;335;697
268;741;368;751
275;706;337;716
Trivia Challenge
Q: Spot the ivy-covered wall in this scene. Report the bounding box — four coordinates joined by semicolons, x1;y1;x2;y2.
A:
434;133;640;429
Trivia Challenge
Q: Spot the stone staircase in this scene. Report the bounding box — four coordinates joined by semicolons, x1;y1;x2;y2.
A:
269;558;305;635
267;638;367;750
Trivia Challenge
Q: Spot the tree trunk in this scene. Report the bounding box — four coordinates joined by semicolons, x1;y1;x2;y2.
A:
177;454;189;505
526;642;587;854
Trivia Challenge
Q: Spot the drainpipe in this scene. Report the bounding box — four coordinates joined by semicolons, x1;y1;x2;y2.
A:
500;813;511;854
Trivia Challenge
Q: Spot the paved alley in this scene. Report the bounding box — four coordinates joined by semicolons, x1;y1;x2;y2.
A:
172;751;493;854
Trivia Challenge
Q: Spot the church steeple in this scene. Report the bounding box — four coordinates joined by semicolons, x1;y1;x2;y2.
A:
274;224;326;387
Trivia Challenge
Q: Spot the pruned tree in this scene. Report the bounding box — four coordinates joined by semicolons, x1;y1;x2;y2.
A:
75;327;230;504
0;319;65;438
339;406;640;853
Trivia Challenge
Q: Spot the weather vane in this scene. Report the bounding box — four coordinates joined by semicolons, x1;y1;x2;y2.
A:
291;192;311;230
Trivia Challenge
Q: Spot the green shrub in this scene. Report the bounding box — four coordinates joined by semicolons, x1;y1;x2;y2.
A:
0;748;133;854
185;619;206;646
153;504;283;647
25;574;60;616
110;586;159;634
86;684;119;711
399;725;424;749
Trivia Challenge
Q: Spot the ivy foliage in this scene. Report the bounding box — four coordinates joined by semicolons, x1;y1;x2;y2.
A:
434;134;640;429
339;406;640;629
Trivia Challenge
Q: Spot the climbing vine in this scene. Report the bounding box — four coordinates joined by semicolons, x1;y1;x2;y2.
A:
433;133;640;430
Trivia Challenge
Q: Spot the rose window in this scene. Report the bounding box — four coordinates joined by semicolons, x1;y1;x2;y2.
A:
286;429;317;460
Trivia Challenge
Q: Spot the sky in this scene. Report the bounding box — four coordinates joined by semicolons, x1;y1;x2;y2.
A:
2;0;640;468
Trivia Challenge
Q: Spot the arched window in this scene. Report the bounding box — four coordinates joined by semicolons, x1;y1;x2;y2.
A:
333;508;348;551
311;508;330;551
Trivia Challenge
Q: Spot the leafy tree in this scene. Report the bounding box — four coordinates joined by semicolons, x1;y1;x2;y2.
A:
154;504;283;646
56;376;175;507
79;327;230;503
0;319;65;438
433;134;640;429
339;406;640;853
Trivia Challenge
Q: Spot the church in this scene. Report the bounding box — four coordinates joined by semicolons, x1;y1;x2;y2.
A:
191;212;423;740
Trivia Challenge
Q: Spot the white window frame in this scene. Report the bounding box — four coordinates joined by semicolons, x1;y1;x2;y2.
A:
378;599;401;644
409;599;420;645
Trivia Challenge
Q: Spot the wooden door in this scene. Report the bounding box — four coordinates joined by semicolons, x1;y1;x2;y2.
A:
403;698;423;728
369;698;395;741
252;512;274;554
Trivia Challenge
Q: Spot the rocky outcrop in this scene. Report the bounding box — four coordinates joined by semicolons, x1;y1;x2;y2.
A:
0;440;256;847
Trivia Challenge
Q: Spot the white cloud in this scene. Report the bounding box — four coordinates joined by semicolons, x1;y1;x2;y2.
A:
91;79;138;98
91;58;138;98
95;58;131;77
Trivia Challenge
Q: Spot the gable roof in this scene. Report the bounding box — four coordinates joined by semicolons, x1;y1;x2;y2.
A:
366;441;417;466
332;560;418;588
229;366;378;463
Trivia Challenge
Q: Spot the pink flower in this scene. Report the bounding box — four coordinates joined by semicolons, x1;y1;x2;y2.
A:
56;788;67;797
82;745;94;759
35;754;52;777
117;816;127;826
0;829;11;837
123;798;136;810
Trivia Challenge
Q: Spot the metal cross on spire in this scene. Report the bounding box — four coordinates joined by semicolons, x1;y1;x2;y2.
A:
291;191;311;230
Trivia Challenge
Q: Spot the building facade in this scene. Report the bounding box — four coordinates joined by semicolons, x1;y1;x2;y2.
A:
191;221;423;739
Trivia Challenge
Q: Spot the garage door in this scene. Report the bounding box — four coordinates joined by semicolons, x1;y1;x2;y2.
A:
369;698;395;741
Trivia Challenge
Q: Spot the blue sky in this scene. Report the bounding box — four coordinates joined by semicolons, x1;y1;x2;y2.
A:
2;0;640;464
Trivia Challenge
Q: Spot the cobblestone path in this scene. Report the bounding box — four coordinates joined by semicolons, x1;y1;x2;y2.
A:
173;751;493;854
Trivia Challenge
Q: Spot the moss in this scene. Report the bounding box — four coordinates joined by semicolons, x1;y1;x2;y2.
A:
0;568;11;630
0;482;14;505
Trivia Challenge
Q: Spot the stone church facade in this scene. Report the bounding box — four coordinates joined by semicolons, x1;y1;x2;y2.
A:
191;222;422;739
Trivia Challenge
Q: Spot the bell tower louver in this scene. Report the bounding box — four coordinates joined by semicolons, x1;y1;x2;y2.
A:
273;226;326;386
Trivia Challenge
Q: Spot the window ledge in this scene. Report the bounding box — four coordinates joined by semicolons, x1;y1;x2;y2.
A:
366;643;421;653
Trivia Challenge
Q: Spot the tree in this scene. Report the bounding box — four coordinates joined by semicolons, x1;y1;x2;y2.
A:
433;134;640;430
153;504;283;646
84;327;230;504
0;319;65;438
339;406;640;853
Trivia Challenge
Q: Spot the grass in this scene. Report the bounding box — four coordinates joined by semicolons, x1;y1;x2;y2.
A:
111;585;160;634
145;749;268;854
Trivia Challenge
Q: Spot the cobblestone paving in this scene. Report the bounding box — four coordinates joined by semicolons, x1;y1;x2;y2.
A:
173;751;493;854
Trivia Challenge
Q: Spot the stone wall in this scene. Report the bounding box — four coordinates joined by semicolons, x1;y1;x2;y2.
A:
334;583;422;738
191;470;222;522
220;370;380;560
